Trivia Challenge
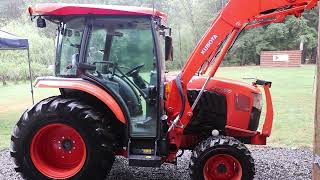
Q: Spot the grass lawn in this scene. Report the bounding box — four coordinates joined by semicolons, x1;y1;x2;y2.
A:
0;65;316;149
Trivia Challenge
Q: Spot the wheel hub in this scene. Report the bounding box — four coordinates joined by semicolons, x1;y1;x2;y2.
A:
216;163;227;174
62;139;73;151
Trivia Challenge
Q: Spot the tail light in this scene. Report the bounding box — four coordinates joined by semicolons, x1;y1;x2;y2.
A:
252;93;262;109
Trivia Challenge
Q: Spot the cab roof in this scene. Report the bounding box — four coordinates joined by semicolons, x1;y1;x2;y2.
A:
28;3;167;21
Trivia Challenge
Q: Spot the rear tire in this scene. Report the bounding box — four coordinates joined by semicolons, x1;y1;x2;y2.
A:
11;96;116;180
189;136;255;180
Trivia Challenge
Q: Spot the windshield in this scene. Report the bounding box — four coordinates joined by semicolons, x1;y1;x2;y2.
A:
86;18;155;79
55;18;85;76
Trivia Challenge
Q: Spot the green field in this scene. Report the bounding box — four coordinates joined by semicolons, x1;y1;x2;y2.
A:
0;65;316;149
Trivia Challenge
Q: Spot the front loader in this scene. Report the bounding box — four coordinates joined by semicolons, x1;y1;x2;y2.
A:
11;1;318;180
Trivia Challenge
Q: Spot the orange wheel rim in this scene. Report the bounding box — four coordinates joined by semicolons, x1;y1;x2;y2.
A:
30;123;86;179
203;154;242;180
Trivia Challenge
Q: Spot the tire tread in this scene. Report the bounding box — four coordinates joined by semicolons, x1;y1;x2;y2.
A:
10;96;117;180
189;136;255;180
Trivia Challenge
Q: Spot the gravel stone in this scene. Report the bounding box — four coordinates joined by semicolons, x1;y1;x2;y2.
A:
0;146;312;180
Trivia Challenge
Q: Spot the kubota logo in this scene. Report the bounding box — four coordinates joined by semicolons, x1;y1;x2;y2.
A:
201;35;218;55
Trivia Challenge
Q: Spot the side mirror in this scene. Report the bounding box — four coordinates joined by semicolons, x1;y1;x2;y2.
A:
36;16;46;28
165;36;173;61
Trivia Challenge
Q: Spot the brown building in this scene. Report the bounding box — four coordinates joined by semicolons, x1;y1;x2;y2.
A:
260;50;302;67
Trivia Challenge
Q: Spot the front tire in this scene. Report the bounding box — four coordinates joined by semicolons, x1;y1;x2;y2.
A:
189;136;255;180
11;96;116;180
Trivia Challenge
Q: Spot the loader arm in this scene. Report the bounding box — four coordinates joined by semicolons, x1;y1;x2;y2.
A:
181;0;318;82
166;0;318;159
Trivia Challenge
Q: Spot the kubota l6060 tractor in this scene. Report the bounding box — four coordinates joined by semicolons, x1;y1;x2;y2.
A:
11;1;318;179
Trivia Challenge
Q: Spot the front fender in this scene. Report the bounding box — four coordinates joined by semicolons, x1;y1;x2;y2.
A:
35;77;126;124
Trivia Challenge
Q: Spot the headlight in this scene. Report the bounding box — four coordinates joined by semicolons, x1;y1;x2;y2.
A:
252;93;262;109
235;93;250;112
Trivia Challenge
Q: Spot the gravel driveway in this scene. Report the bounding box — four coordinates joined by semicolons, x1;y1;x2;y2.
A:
0;146;312;180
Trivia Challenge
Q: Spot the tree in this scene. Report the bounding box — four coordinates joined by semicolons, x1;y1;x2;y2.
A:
0;0;25;26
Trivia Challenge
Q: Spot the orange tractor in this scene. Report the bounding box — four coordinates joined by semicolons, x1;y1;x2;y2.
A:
11;1;317;179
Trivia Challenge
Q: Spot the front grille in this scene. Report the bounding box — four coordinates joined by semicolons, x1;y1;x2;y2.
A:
248;107;261;131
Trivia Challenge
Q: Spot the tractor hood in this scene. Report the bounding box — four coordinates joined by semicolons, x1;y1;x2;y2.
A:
191;76;260;94
166;75;261;94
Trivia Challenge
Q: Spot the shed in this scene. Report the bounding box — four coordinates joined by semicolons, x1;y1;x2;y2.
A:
260;50;302;67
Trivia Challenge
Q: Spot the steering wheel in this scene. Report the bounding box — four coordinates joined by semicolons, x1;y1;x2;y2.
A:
125;64;145;76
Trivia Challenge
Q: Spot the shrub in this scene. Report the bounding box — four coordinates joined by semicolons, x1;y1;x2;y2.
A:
0;19;55;85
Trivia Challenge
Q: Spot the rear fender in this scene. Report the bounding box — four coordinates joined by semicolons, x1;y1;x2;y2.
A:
34;77;126;124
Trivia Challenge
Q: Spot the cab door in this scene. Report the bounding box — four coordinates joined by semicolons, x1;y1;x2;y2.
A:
84;17;160;138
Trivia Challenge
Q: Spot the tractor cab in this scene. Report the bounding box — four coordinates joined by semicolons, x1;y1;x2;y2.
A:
56;17;160;136
34;4;173;166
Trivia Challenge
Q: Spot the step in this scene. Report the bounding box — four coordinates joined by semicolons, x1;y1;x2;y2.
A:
128;155;162;167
